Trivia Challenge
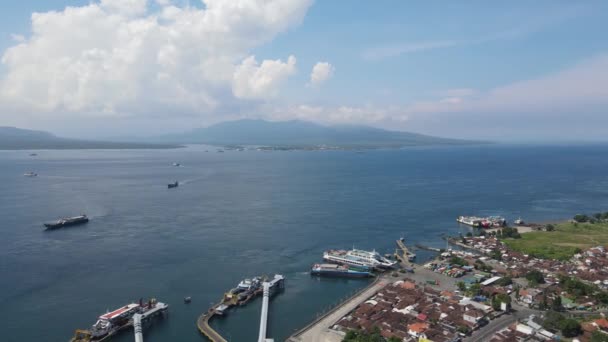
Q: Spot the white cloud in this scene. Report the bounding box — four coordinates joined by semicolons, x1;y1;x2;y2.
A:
100;0;148;16
232;55;297;99
0;0;312;120
309;62;334;87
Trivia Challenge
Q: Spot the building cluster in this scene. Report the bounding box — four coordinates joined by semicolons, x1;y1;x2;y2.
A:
490;314;556;342
458;237;608;285
334;279;496;342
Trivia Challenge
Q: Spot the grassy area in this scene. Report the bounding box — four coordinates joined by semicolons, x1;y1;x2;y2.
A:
503;222;608;260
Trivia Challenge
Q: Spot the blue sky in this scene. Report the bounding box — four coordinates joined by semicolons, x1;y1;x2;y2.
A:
0;0;607;141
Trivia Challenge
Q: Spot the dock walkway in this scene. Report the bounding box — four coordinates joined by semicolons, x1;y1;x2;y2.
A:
286;277;386;342
197;306;228;342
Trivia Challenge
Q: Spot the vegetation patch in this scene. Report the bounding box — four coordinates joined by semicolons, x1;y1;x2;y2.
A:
503;222;608;260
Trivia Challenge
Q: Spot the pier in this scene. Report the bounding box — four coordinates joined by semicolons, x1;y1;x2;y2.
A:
131;301;167;342
395;238;415;263
258;282;271;342
257;275;285;342
197;274;284;342
197;303;228;342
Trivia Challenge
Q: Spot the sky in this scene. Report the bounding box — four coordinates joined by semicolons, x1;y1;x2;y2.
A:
0;0;607;141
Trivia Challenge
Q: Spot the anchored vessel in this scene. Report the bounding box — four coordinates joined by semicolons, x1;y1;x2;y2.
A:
70;298;168;342
323;248;397;269
44;215;89;230
311;263;374;278
457;215;507;228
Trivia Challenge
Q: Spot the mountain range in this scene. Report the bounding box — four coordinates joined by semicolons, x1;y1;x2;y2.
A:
0;127;179;150
154;119;481;147
0;120;485;150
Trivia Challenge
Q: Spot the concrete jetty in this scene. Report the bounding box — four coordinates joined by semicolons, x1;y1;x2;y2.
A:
286;277;386;342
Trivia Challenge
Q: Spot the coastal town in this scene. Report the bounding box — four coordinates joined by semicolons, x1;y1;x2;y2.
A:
287;213;608;342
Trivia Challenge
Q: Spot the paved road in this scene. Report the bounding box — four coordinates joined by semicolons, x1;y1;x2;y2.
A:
288;278;389;342
465;304;538;342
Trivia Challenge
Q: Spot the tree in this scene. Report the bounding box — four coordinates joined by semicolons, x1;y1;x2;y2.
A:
457;325;471;335
596;291;608;304
526;270;545;285
545;224;555;231
591;330;608;342
574;214;590;223
496;276;513;286
560;318;582;338
468;283;482;296
542;311;565;331
551;296;563;311
492;293;512;311
457;281;467;292
387;338;401;342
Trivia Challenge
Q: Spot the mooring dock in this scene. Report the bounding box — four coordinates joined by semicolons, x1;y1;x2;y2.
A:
132;302;168;342
197;274;284;342
395;238;415;263
197;304;228;342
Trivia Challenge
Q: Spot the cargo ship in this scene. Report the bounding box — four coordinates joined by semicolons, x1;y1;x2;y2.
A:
311;263;374;278
44;215;89;230
70;298;168;342
323;248;397;269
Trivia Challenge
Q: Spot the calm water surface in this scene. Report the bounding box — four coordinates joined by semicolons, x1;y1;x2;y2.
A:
1;144;608;342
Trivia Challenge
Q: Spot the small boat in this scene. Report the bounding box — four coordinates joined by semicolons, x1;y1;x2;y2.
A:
515;218;525;225
23;171;38;177
167;181;179;189
184;296;191;304
172;162;181;167
29;153;37;156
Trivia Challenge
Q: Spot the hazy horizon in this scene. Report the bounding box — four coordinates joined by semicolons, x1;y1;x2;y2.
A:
0;1;607;141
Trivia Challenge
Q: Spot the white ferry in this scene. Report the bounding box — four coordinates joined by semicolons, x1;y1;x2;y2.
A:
323;248;397;269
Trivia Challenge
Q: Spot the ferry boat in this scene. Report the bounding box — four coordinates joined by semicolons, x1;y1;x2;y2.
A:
44;215;89;230
70;298;168;342
457;215;507;228
167;181;179;189
457;216;484;227
311;263;374;278
323;248;397;269
23;171;37;177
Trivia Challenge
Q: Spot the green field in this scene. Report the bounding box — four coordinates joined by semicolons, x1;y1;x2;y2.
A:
503;222;608;260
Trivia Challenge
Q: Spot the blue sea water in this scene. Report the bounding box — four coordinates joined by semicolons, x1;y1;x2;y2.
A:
1;144;608;342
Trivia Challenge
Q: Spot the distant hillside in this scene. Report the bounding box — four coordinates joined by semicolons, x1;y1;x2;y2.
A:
0;127;180;150
156;119;484;147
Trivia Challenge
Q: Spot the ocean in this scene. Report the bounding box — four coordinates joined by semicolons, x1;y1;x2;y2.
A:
1;144;608;342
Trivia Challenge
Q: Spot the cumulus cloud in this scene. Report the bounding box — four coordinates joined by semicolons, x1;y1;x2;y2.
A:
232;55;297;99
309;62;334;86
0;0;312;120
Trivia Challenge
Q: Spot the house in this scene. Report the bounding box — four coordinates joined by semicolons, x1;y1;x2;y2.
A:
463;307;485;325
407;322;429;338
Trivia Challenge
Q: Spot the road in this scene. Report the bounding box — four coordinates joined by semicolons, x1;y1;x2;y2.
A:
465;303;538;342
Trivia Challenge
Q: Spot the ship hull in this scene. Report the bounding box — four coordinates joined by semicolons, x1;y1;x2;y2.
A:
311;269;373;278
44;218;89;230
